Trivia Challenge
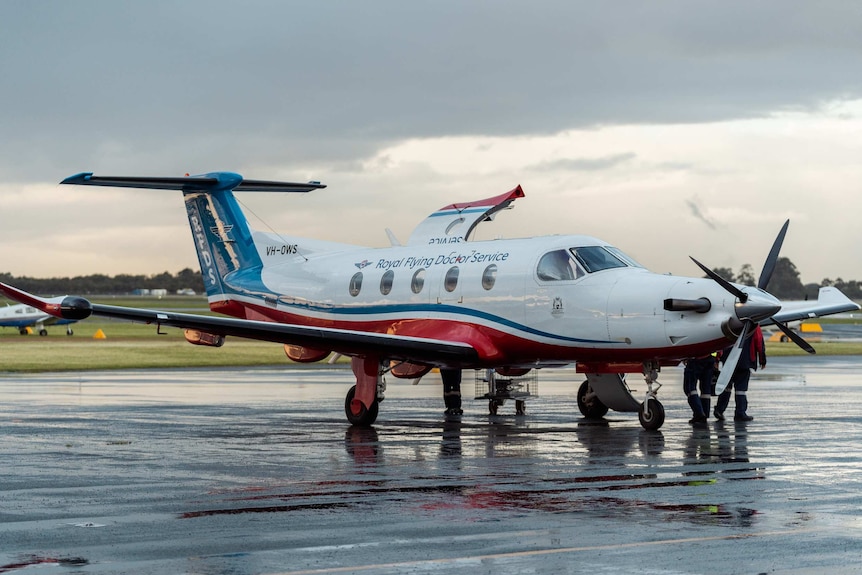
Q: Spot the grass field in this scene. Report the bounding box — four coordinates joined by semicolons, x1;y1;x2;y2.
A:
1;296;860;373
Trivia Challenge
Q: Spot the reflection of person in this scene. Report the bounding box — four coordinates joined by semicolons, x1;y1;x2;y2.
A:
683;354;716;424
715;325;766;422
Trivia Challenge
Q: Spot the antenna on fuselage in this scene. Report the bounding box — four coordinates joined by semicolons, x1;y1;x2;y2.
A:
385;229;402;247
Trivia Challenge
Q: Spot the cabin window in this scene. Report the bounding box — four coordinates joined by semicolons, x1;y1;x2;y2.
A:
444;266;459;292
411;268;426;294
482;264;497;290
380;270;394;295
349;272;363;297
537;250;582;281
570;246;627;273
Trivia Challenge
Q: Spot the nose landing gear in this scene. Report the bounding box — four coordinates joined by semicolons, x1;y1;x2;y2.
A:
638;361;665;431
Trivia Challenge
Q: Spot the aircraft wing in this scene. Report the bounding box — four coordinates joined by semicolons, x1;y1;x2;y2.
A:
771;287;860;324
0;282;478;366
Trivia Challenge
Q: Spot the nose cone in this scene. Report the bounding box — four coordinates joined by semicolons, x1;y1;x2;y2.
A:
735;289;781;323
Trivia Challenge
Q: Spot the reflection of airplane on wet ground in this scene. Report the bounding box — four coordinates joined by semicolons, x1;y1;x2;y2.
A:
1;171;858;430
0;302;76;336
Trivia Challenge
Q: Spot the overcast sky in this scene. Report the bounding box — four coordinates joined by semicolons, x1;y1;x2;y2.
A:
2;1;862;286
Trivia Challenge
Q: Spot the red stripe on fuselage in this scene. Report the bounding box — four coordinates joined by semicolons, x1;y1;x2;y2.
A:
210;297;730;369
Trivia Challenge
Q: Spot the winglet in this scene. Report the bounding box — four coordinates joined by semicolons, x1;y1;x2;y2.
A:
61;172;95;185
0;282;93;321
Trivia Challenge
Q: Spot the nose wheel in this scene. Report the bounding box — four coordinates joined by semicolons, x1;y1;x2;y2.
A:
638;362;665;430
638;398;665;430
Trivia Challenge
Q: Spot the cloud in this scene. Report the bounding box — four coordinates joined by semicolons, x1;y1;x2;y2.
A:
685;197;718;230
528;153;636;173
2;1;862;283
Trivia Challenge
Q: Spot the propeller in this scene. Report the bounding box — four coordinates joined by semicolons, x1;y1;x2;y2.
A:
693;219;815;396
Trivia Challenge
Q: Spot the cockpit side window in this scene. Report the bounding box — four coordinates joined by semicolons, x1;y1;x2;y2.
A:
537;250;584;281
570;246;627;273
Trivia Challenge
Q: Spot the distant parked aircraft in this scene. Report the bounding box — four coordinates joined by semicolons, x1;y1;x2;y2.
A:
0;302;76;335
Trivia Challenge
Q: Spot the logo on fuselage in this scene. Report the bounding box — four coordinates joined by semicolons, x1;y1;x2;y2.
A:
552;297;564;318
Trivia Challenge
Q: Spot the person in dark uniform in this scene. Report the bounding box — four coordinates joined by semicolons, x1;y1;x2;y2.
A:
441;368;464;416
715;324;766;422
683;354;717;424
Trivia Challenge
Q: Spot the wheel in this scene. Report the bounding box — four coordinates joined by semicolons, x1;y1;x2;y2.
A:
638;399;665;430
488;399;500;415
577;380;609;418
67;328;74;336
18;327;28;335
39;329;48;336
515;400;526;416
780;335;789;343
344;385;379;426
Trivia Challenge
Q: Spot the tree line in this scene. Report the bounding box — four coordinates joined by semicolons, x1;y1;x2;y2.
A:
0;268;205;296
712;257;862;300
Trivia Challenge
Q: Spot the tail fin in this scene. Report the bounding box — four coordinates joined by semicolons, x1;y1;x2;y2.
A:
184;184;260;298
60;171;325;299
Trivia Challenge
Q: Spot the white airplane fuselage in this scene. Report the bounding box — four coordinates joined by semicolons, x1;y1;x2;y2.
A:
210;232;738;371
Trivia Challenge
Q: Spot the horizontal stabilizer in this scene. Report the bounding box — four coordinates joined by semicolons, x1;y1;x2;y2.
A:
60;172;326;193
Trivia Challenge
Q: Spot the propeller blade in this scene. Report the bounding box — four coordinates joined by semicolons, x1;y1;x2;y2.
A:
715;321;751;396
758;219;789;291
769;319;816;354
689;257;748;302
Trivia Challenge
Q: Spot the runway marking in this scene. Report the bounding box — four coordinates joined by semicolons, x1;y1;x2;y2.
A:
273;527;813;575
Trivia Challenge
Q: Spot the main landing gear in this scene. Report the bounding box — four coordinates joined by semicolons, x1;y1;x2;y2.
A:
576;361;666;431
344;356;386;426
343;360;466;426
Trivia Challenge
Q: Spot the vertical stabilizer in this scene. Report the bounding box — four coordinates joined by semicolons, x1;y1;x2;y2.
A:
182;177;262;298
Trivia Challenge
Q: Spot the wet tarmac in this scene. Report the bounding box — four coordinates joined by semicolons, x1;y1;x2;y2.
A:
2;357;862;574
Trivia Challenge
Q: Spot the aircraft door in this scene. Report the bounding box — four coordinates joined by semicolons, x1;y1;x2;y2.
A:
528;249;605;341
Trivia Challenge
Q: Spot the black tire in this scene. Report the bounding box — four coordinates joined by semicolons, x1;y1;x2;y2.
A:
638;399;665;430
39;329;48;336
515;400;526;416
345;385;379;426
577;380;609;418
488;400;500;415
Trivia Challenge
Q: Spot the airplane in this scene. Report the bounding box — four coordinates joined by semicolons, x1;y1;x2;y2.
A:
0;171;858;430
0;301;76;336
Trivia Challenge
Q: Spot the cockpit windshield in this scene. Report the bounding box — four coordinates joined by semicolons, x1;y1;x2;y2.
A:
536;245;642;281
604;246;644;269
570;246;629;273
